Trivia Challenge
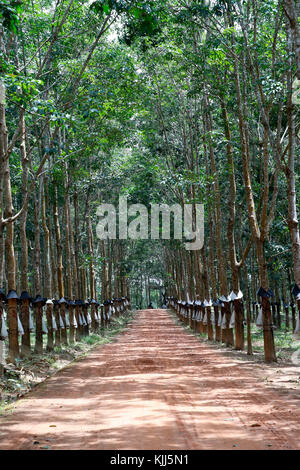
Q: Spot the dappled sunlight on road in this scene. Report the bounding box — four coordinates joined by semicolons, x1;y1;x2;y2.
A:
0;309;300;450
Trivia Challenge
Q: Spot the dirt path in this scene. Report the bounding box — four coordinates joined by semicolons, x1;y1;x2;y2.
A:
0;309;300;450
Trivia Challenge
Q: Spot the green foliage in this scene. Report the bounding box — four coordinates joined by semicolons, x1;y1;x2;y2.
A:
1;0;297;307
0;0;24;33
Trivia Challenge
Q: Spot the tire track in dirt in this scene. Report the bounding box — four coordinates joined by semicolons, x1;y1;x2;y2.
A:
0;309;300;450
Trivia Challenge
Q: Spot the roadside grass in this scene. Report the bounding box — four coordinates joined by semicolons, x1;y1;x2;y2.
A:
0;311;134;412
168;309;300;364
248;323;300;362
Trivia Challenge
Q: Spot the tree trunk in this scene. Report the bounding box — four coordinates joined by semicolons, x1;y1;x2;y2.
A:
54;189;64;298
286;18;300;298
1;88;18;362
34;302;43;354
19;108;29;292
20;298;30;357
284;0;300;80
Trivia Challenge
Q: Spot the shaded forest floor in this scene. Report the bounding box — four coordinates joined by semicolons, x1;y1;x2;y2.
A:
0;313;134;411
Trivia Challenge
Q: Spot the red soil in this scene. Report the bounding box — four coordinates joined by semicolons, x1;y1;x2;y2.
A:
0;309;300;450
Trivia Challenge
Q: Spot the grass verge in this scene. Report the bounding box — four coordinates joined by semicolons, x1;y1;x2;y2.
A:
168;309;300;364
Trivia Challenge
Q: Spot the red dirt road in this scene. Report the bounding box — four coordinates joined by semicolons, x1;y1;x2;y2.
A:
0;309;300;450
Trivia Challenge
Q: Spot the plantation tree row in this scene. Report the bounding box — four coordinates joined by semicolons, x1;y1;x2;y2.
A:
0;0;299;364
